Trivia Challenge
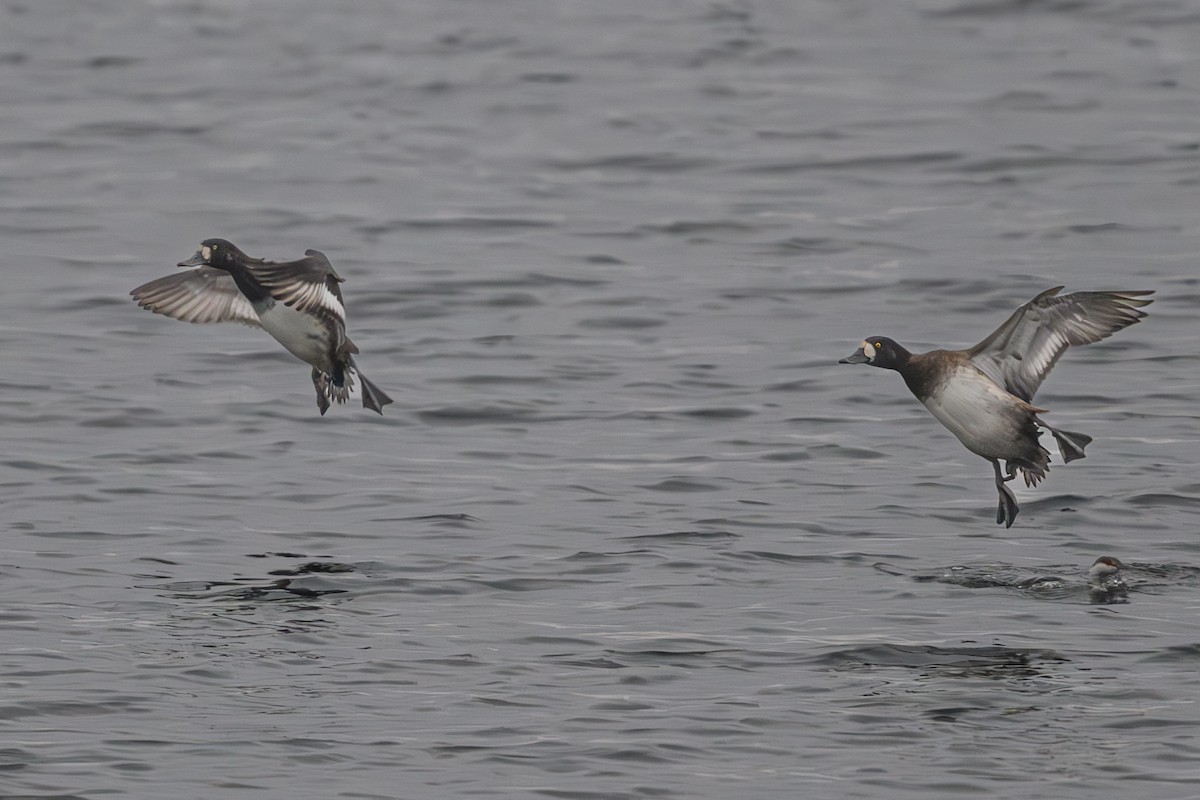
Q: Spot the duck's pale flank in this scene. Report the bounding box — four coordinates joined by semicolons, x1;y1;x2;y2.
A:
839;287;1152;527
132;239;393;416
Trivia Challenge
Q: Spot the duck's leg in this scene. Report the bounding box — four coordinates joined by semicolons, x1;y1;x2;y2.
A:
312;368;331;416
990;458;1019;528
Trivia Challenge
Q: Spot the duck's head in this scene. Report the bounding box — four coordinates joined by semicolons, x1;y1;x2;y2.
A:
178;238;247;270
839;337;910;369
1089;556;1124;580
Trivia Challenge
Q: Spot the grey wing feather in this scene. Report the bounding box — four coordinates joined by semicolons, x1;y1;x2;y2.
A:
131;267;262;328
966;287;1153;401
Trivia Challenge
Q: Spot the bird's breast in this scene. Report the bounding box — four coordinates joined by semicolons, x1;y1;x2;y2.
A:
255;302;339;372
920;368;1032;459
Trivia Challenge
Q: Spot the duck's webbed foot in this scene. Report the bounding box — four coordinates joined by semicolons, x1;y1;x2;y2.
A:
991;459;1020;528
1038;421;1092;463
996;483;1019;528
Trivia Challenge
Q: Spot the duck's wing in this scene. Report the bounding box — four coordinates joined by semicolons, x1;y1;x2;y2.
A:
131;267;262;328
966;287;1153;402
248;249;347;323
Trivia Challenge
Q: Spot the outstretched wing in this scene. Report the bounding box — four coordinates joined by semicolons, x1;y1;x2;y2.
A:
248;249;347;322
967;287;1153;401
131;267;262;328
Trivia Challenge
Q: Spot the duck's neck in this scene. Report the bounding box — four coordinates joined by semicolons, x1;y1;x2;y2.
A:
219;263;271;305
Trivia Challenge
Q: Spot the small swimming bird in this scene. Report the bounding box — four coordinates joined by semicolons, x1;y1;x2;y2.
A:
839;287;1152;527
131;239;393;415
1088;555;1128;603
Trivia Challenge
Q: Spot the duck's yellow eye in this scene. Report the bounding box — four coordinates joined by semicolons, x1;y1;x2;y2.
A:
874;341;882;349
211;244;219;250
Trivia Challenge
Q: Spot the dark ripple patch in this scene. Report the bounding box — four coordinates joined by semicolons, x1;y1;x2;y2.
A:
0;746;33;771
976;90;1099;113
359;215;559;233
162;576;347;602
759;449;810;462
574;254;624;267
401;272;608;295
693;516;836;535
677;406;757;420
614;406;756;422
576;316;667;330
817;644;1068;672
77;407;177;429
1127;492;1200;509
65;120;208;138
437;373;552;387
621;405;757;421
637;478;724;493
620;530;739;542
543;153;713;172
519;71;576;84
0;698;146;721
417;404;585;426
1140;644;1200;663
1121;562;1200;589
573;294;673;309
952;148;1199;174
374;513;482;529
604;642;735;666
803;443;889;460
55;294;141;313
740;150;962;173
730;550;848;564
636;219;759;235
468;577;601;592
1035;222;1180;240
769;236;859;255
87;54;141;68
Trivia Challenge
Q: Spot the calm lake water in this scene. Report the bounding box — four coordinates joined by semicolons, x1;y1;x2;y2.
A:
3;1;1199;798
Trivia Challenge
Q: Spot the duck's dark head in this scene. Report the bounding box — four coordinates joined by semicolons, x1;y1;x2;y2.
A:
839;336;911;370
178;238;248;270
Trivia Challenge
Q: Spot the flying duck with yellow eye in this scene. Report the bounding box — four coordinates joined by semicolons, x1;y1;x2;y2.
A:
132;239;393;416
839;287;1152;527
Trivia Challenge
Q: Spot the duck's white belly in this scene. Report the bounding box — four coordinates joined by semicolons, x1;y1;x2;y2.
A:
255;300;335;371
920;367;1027;459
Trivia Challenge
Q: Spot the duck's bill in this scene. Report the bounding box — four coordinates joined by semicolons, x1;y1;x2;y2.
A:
839;348;870;364
177;251;206;267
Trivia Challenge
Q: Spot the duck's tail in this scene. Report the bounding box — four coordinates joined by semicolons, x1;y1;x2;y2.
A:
312;368;350;416
1011;457;1048;489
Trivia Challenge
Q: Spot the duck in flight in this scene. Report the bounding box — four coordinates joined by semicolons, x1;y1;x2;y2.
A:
839;287;1152;527
132;239;393;416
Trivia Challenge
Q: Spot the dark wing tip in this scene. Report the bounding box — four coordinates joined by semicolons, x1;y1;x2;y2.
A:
1028;286;1065;305
303;248;344;282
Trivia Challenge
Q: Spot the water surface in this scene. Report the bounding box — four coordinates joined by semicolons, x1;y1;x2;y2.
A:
2;1;1199;798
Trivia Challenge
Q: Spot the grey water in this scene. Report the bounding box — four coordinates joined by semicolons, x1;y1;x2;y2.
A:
2;1;1199;798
